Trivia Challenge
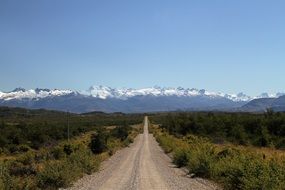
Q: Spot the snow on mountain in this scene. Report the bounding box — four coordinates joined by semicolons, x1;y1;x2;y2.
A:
0;88;74;101
224;92;252;102
84;85;252;102
86;86;115;99
0;85;284;102
254;92;285;99
85;86;285;102
85;86;206;100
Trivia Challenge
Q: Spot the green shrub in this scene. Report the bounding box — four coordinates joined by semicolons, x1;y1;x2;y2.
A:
217;147;241;159
111;126;130;141
156;130;285;189
187;141;285;189
68;149;99;175
17;151;35;165
17;144;30;153
241;157;285;190
123;137;133;147
211;148;285;190
89;132;108;154
173;149;189;167
276;138;285;149
37;148;99;189
156;135;174;153
8;152;37;177
34;149;50;163
9;161;37;176
51;146;66;160
63;144;73;155
0;162;15;189
37;160;75;189
187;143;216;178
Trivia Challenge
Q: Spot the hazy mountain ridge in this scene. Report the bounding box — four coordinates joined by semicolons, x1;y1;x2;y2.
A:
242;95;285;112
0;86;284;113
1;85;283;101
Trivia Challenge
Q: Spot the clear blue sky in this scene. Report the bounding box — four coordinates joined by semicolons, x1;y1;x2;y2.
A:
0;0;284;95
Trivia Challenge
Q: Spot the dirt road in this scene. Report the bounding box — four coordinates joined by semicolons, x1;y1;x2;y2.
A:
69;117;218;190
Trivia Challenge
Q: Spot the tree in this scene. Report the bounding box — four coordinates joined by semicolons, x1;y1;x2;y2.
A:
111;126;129;141
89;131;108;154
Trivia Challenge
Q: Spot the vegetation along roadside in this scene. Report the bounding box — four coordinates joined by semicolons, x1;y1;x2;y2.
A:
150;112;285;190
0;107;143;189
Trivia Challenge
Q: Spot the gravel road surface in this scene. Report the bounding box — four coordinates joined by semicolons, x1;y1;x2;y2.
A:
68;117;218;190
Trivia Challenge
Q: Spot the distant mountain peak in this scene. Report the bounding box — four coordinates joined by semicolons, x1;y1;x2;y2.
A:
237;92;246;97
11;87;26;92
199;89;206;95
35;88;51;93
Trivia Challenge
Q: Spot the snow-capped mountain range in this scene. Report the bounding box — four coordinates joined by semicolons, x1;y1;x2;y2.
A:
0;88;75;101
0;85;284;113
85;86;251;101
0;85;283;102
